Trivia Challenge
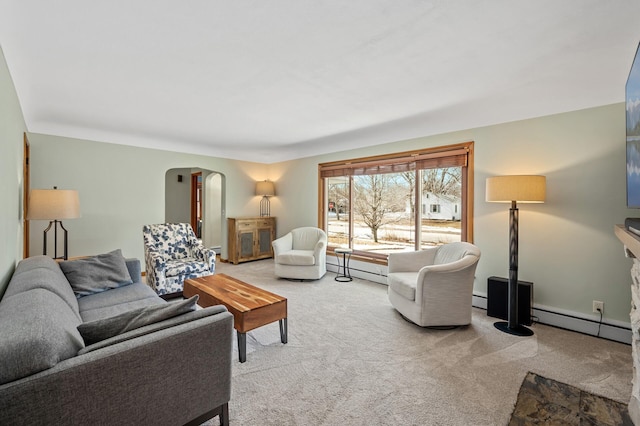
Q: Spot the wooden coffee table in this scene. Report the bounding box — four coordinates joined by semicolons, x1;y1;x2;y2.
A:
183;274;287;363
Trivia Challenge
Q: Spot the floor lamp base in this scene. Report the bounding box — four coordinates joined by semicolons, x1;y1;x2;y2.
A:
494;321;534;337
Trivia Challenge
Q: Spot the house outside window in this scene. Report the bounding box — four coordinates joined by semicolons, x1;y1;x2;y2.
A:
319;142;474;261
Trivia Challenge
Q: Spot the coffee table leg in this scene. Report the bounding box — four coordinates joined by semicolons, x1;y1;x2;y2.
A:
279;318;288;344
237;332;247;363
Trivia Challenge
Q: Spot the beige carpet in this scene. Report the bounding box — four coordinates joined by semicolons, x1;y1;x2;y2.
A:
207;259;632;425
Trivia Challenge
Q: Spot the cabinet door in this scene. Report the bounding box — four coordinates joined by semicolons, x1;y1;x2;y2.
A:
238;230;255;261
256;227;272;257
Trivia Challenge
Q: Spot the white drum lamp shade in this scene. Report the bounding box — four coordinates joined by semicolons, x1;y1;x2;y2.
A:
27;188;80;260
255;181;275;197
486;175;546;203
28;189;80;220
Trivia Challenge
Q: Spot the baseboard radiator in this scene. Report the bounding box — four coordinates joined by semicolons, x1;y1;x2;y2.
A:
327;260;632;345
472;294;631;345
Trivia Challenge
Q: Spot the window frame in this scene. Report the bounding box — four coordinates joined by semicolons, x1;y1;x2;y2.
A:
318;141;474;263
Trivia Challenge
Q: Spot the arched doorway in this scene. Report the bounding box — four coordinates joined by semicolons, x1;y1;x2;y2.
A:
165;168;225;253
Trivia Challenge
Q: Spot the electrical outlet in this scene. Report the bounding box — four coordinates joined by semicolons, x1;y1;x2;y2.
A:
593;300;604;313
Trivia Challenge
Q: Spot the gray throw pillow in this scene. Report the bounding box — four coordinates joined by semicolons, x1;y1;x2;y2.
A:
0;289;84;385
59;249;133;298
77;295;199;345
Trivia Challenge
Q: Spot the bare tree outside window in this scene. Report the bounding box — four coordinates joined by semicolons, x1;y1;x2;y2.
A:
400;171;417;214
422;167;461;198
419;167;462;247
327;178;349;221
353;173;406;243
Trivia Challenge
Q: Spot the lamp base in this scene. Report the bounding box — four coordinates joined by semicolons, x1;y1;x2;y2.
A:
260;196;271;217
43;219;69;260
494;321;534;337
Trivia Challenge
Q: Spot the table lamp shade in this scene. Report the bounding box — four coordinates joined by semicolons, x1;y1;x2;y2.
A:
255;180;275;197
486;175;545;203
28;189;80;220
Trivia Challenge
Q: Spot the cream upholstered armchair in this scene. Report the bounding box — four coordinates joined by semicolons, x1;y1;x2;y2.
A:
142;223;216;296
272;227;327;280
387;242;481;327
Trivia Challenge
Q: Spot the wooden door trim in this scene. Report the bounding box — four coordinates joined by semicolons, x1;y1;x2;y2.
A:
23;133;30;259
191;172;202;235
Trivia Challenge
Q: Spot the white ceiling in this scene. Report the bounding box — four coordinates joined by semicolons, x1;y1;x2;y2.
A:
1;1;639;163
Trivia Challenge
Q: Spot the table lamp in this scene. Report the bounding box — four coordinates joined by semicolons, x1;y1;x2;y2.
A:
27;187;80;260
256;180;275;217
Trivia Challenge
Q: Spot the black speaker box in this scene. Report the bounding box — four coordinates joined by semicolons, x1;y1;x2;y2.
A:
625;218;640;235
487;276;533;326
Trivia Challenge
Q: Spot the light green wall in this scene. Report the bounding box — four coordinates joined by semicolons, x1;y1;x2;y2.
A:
164;168;192;223
0;45;26;298
270;103;635;323
24;92;634;323
27;133;268;262
475;105;632;322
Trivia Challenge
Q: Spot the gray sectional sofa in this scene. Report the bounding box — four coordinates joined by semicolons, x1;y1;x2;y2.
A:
0;253;233;426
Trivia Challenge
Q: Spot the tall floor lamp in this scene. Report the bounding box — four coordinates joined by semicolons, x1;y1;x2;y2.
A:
486;175;545;336
27;187;80;260
256;180;275;217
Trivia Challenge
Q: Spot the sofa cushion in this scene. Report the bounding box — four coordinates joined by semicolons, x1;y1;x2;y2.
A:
78;304;228;355
77;281;159;313
0;289;84;385
388;272;418;301
77;295;199;345
59;249;133;298
276;250;316;266
124;258;143;282
10;254;59;275
3;257;80;320
80;297;166;323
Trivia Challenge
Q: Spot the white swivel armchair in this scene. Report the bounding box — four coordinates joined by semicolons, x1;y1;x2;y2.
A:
387;242;481;327
272;227;327;280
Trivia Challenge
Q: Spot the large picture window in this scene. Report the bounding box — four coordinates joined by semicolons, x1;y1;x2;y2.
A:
319;142;473;261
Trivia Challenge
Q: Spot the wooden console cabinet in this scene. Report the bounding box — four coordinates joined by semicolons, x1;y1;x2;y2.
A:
227;217;276;264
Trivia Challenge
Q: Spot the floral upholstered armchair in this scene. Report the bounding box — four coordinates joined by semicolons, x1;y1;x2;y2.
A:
142;223;216;296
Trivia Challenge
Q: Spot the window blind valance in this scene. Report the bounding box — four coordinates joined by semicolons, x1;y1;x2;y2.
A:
319;146;469;178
